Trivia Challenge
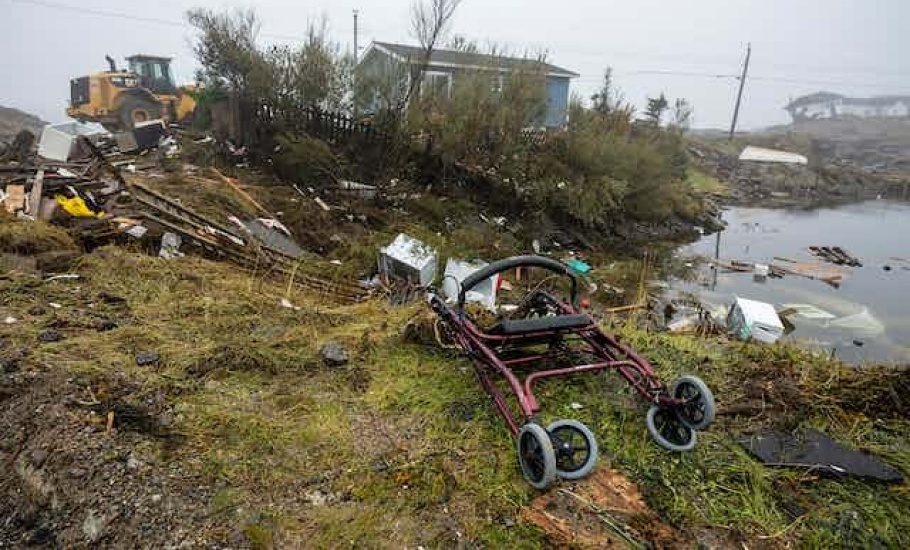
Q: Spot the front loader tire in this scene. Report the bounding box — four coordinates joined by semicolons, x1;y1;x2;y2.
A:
117;95;162;130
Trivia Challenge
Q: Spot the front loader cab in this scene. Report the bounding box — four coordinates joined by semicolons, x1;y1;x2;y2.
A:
127;55;177;96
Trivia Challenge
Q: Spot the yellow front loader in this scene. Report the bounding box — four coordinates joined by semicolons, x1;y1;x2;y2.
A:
66;55;196;132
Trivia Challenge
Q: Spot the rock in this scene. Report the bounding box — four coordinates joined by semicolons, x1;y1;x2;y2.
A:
319;341;349;367
38;329;62;343
82;510;106;543
126;456;143;471
135;352;160;367
35;251;81;273
96;320;118;332
98;292;127;305
29;449;48;467
151;494;162;504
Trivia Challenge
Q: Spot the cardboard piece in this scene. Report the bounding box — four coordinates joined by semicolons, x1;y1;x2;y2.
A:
3;185;26;213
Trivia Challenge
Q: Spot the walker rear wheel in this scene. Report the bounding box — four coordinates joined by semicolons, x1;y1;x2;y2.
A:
517;423;557;489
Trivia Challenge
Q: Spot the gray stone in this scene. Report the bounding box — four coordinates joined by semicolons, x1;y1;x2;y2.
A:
38;329;62;343
29;449;48;467
319;341;349;367
136;352;160;367
82;510;106;543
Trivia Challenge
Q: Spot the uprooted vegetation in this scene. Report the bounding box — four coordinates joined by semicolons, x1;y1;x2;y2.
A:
1;235;908;547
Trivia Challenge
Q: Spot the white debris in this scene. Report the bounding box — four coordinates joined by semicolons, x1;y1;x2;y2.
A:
279;298;301;311
442;258;498;311
378;233;437;286
726;297;784;344
159;232;184;260
739;146;808;165
779;303;837;321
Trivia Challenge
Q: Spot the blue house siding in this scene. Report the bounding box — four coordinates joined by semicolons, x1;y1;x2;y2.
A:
545;77;570;128
357;42;577;128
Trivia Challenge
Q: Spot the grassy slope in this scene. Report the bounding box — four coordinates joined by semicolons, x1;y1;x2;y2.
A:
2;222;908;548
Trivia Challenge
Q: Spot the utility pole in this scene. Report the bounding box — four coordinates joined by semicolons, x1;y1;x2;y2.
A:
728;43;751;141
353;9;359;62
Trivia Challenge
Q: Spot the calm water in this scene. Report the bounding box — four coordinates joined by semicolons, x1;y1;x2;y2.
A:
673;201;910;364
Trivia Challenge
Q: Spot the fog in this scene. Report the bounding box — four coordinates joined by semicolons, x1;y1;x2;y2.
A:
2;0;909;129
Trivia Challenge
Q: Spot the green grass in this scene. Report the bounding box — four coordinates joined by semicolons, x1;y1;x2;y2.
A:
3;241;907;548
686;168;729;196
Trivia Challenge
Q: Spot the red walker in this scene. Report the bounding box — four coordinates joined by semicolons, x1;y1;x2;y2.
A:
428;255;715;489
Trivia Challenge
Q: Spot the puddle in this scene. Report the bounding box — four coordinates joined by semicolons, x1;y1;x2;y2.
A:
672;200;910;364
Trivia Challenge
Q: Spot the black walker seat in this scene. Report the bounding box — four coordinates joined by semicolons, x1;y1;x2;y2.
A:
491;314;592;335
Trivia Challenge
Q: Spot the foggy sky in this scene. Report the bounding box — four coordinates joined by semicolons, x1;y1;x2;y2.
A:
2;0;909;129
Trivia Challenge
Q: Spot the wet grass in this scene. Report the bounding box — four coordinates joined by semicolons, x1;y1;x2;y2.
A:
687;168;729;196
2;240;907;548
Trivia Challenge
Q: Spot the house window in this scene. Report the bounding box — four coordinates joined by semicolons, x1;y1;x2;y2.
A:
491;74;504;93
422;71;451;100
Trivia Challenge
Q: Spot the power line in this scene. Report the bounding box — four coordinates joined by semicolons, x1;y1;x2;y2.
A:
7;0;910;92
574;70;910;92
5;0;364;41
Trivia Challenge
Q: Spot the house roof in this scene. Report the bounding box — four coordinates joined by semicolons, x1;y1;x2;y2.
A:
842;95;910;107
785;91;910;111
368;41;579;78
784;92;844;110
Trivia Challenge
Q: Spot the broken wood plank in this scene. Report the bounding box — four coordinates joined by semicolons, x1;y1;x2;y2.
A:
210;167;272;217
28;168;44;217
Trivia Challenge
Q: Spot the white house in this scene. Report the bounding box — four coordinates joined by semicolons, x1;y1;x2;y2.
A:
785;92;910;122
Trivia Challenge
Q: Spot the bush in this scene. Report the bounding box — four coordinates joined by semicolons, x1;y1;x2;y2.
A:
523;98;698;228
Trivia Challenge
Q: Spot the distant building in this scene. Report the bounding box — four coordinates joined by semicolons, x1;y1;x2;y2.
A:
356;41;579;128
785;92;910;122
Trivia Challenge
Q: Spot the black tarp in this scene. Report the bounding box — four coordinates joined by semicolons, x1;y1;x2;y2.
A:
738;429;904;483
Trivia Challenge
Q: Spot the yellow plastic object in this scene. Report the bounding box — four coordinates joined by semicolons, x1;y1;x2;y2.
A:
55;195;105;218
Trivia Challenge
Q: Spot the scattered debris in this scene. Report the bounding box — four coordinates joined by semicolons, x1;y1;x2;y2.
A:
158;232;184;260
441;258;498;310
739;145;808;165
521;468;682;548
778;303;837;321
337;180;378;200
808;246;862;267
726;297;785;344
738;429;903;483
37;122;103;162
378;233;437;287
279;297;301;311
828;308;886;336
565;257;592;275
314;196;331;212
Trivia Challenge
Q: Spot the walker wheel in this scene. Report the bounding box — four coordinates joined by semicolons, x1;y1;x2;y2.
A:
517;423;558;489
547;419;598;480
646;406;697;452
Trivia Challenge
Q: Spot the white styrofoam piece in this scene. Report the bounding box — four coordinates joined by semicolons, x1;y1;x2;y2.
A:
442;258;498;310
